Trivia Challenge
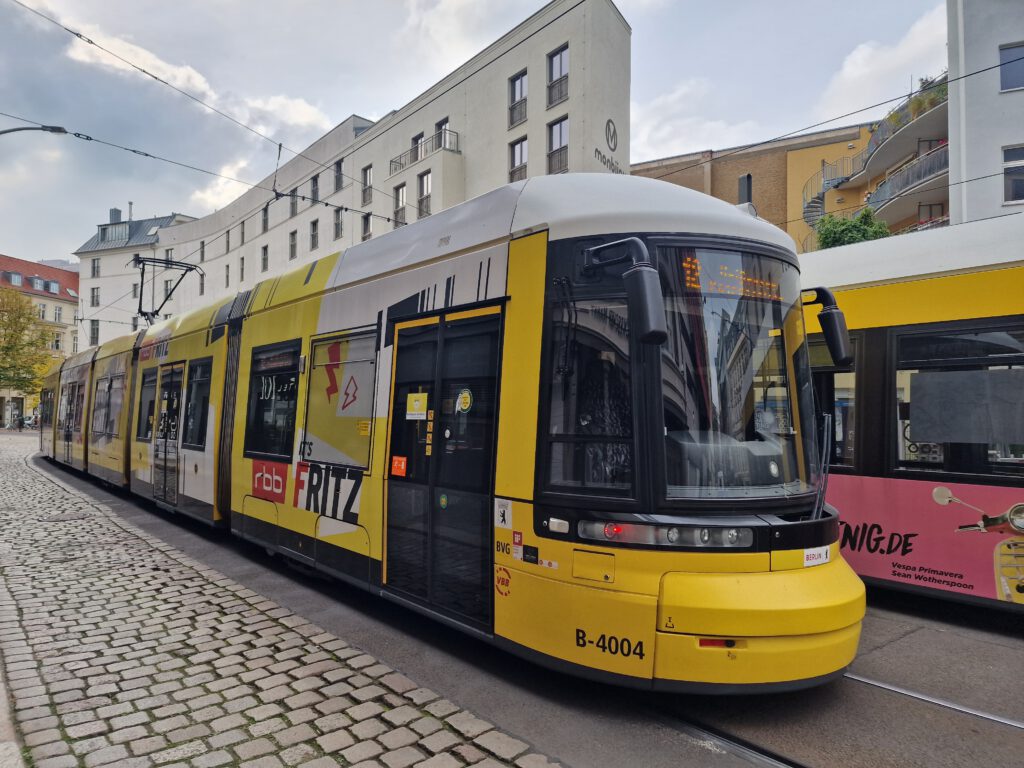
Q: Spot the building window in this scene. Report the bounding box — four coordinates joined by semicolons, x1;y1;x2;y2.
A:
362;213;372;241
311;174;319;203
54;305;62;323
334;207;343;239
225;264;230;288
261;245;269;272
289;230;297;260
164;279;173;299
334;158;344;192
9;273;21;286
310;219;319;250
362;165;373;206
199;241;205;262
510;137;528;182
240;221;245;244
47;281;59;294
393;184;407;228
32;277;43;290
132;316;138;332
38;304;46;320
199;273;205;296
244;342;300;460
90;287;100;307
290;187;299;217
411;133;425;163
240;256;245;283
132;282;139;299
918;202;945;223
547;118;568;174
417;171;432;218
89;258;99;278
999;43;1024;91
72;334;78;353
436;117;451;149
1003;145;1024;202
89;320;99;347
53;333;61;351
165;248;173;263
547;44;568;107
226;229;231;252
509;70;527;127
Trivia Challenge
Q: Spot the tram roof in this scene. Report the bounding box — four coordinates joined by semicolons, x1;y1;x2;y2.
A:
800;212;1024;290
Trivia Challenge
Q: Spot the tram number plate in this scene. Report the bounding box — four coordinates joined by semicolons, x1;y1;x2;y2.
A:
575;629;645;659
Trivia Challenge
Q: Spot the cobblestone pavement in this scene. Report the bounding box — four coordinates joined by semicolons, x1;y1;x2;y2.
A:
0;435;561;768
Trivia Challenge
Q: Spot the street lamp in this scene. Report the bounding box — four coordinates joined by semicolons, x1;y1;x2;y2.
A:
0;125;67;137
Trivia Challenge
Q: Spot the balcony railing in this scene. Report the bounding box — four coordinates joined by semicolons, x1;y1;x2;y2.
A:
547;76;568;107
362;186;372;206
868;144;949;210
547;147;567;175
894;214;950;235
393;207;406;228
509;99;527;128
390;128;460;175
417;195;431;218
509;164;527;183
865;75;948;159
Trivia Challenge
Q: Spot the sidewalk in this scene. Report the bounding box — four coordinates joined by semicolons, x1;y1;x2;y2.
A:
0;434;559;768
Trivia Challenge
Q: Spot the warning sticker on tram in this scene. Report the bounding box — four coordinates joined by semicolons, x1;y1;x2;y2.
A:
803;545;830;567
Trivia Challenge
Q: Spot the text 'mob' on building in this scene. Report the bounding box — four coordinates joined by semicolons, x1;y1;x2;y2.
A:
78;0;631;347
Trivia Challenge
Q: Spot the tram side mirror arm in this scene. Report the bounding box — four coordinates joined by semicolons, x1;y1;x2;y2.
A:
583;238;668;345
804;286;853;367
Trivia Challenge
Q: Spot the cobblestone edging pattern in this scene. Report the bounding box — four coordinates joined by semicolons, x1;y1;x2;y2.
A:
0;436;560;768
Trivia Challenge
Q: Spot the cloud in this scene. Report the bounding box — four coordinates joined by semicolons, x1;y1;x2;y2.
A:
188;158;253;212
244;95;332;133
813;3;947;124
630;79;762;163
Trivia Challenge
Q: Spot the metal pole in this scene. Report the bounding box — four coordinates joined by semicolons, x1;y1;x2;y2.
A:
0;125;67;137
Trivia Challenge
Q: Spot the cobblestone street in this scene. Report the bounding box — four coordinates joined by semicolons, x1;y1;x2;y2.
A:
0;434;559;768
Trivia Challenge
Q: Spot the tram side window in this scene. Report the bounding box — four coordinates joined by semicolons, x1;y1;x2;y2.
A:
91;378;110;435
73;383;85;432
546;296;634;493
137;370;158;441
895;325;1024;477
182;360;212;449
106;375;125;437
810;339;857;467
244;343;300;460
40;390;53;428
305;335;376;469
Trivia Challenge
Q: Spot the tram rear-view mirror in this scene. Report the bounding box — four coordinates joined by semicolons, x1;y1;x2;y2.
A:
583;237;667;346
804;286;853;366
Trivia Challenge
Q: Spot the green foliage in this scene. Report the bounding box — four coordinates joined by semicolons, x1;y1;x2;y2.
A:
815;208;891;250
0;286;51;394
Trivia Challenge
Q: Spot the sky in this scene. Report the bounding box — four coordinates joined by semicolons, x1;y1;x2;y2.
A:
0;0;947;264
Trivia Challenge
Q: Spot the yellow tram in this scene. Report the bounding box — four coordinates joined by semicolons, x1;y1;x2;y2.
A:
42;174;865;692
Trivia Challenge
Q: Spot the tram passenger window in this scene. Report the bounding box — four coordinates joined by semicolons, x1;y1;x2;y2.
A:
305;335;376;468
106;375;124;437
244;343;300;459
895;325;1024;477
546;297;634;492
91;378;110;435
73;384;86;433
810;339;856;467
137;370;158;441
182;361;212;449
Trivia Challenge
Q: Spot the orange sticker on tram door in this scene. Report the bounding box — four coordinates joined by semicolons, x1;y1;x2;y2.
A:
391;455;408;477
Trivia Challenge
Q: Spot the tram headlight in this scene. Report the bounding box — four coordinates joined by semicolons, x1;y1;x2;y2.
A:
1009;504;1024;533
577;521;753;548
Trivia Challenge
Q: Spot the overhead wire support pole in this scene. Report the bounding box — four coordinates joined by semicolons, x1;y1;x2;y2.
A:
131;255;204;324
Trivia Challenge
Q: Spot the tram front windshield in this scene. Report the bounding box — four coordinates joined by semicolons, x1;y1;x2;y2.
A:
658;246;819;500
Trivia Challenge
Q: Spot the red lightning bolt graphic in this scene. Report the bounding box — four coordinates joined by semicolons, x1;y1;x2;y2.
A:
342;376;358;410
324;342;341;402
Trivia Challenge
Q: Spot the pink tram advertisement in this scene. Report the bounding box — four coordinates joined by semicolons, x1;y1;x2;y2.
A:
829;475;1023;607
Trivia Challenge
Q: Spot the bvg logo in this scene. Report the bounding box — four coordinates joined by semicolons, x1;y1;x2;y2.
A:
252;460;287;503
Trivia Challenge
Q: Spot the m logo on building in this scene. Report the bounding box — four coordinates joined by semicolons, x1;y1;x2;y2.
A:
606;119;618;152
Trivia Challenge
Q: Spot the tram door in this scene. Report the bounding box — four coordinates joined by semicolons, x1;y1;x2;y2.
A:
385;310;501;630
60;382;78;464
153;363;185;505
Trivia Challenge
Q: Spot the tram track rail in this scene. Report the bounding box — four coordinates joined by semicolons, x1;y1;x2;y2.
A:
659;711;812;768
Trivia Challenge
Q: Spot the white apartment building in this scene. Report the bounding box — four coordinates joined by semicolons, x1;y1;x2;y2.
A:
78;0;631;346
947;0;1024;224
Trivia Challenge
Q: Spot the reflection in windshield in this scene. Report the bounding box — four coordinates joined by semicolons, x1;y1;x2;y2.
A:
659;247;818;499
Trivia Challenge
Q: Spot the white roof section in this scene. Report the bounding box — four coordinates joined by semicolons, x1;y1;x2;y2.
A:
800;212;1024;290
327;174;796;289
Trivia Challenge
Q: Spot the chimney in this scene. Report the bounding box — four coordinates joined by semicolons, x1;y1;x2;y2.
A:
128;201;133;221
109;207;122;224
738;174;753;205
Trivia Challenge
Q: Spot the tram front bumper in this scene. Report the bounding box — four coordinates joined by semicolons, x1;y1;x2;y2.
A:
652;557;866;687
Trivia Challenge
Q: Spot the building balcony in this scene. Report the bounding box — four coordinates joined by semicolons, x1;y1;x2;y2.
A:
393;207;406;229
547;147;568;175
509;164;527;183
389;128;460;176
362;186;372;206
509;99;527;129
867;143;949;225
547;76;568;107
417;195;431;218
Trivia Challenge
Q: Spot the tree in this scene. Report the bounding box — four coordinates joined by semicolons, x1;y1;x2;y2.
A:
0;286;52;395
816;208;891;249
